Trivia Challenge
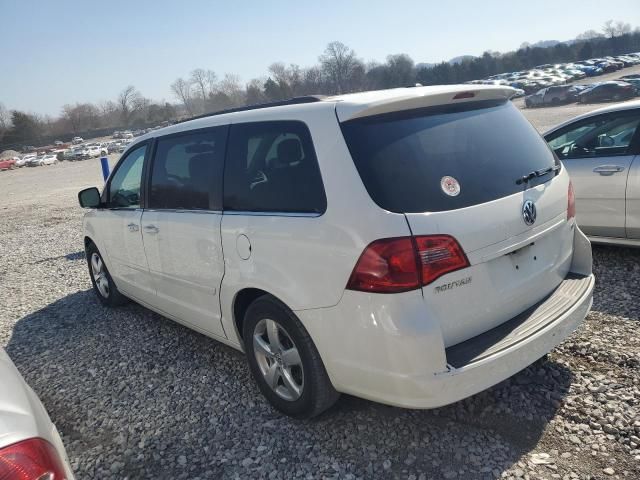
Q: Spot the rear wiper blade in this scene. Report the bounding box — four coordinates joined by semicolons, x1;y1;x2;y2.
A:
516;164;561;185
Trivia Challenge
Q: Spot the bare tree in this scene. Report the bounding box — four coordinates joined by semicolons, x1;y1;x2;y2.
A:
603;20;617;38
576;29;604;40
218;74;245;106
61;103;100;133
615;21;632;36
0;102;10;130
0;102;10;141
118;85;143;126
99;100;120;128
171;77;194;116
190;69;217;112
319;41;363;94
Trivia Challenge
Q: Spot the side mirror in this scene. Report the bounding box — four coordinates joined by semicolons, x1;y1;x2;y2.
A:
78;187;101;208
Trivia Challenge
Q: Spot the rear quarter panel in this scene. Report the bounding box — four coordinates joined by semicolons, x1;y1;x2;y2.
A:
219;103;411;344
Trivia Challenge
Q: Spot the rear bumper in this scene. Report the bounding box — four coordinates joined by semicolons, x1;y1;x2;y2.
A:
298;228;594;409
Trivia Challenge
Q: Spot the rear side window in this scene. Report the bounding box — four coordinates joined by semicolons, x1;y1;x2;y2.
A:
340;100;557;213
224;121;326;213
149;127;227;210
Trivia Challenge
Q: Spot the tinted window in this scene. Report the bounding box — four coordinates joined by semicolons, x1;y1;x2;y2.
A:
108;144;146;208
224;121;326;213
546;112;640;159
340;100;557;213
149;128;226;210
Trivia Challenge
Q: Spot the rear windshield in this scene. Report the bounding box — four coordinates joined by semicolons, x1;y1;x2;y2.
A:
340;100;558;213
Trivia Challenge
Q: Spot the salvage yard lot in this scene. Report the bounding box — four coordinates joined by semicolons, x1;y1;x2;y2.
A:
0;107;639;479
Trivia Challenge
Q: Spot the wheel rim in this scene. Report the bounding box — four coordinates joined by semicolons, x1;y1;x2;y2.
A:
90;252;109;298
253;318;304;401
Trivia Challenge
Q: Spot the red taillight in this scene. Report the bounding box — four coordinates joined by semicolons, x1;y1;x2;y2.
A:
567;180;576;220
346;235;469;293
414;235;470;285
346;237;420;293
0;438;66;480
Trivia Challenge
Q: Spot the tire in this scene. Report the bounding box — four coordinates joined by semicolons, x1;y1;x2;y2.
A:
85;242;128;307
243;295;339;418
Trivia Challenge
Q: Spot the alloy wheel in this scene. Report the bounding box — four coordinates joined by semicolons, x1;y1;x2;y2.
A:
253;318;304;401
90;252;109;298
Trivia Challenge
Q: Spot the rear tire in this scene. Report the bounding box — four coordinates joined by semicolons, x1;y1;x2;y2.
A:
86;242;128;307
243;295;339;418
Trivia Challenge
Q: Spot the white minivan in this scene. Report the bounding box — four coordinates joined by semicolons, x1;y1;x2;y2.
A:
78;86;594;418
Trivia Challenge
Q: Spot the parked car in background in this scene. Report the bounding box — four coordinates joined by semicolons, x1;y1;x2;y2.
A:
54;140;63;146
525;85;577;107
620;78;640;95
107;142;121;154
0;157;17;170
72;137;84;145
63;149;76;161
78;86;594;418
577;81;636;103
0;348;74;479
116;141;130;153
41;154;58;165
15;155;33;167
73;145;89;160
86;145;102;158
544;100;640;247
28;155;45;167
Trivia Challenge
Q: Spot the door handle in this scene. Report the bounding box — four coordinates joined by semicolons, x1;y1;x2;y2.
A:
127;223;139;232
143;225;159;234
593;165;625;175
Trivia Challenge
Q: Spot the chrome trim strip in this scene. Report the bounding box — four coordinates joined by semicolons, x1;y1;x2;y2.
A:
143;209;222;215
223;211;321;218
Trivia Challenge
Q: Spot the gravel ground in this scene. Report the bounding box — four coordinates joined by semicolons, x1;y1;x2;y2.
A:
1;94;639;479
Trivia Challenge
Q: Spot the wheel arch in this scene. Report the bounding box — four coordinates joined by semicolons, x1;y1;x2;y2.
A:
231;288;291;345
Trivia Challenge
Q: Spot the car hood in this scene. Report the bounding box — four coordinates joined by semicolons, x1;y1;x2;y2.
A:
0;348;51;447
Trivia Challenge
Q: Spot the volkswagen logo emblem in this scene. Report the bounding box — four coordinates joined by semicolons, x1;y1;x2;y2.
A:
522;200;537;226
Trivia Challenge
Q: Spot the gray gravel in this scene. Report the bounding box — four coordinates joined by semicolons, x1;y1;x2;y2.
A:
1;114;639;479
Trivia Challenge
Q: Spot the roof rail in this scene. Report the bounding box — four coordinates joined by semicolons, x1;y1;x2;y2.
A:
177;95;326;124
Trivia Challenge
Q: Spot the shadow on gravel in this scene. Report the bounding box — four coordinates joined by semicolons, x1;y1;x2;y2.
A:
590;245;640;320
6;289;574;479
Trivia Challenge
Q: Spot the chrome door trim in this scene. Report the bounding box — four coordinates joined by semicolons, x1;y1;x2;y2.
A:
223;211;322;218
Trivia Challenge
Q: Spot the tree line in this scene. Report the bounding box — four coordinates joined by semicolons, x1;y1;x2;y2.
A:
1;20;638;151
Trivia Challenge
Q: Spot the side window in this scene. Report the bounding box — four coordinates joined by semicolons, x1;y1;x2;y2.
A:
224;121;326;214
149;128;226;210
108;144;146;208
546;112;640;159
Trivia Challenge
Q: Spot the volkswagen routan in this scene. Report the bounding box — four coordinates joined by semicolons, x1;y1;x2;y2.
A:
78;85;594;418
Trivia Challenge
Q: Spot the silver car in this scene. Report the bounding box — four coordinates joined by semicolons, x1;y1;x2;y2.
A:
545;100;640;247
0;348;74;478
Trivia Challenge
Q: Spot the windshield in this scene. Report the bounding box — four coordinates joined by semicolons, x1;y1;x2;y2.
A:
340;100;558;213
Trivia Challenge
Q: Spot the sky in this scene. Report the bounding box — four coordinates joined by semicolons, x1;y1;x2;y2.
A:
1;0;639;116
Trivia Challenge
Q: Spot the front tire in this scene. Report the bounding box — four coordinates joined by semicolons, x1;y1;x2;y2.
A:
86;242;128;307
243;296;339;418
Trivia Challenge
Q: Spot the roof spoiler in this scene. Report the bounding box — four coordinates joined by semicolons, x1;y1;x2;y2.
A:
335;85;515;122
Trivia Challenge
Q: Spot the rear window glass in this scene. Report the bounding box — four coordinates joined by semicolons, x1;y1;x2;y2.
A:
340;100;558;213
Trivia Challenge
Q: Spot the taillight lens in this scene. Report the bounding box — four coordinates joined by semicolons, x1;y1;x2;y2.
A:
346;235;469;293
346;237;420;293
0;438;66;480
567;180;576;220
414;235;470;285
